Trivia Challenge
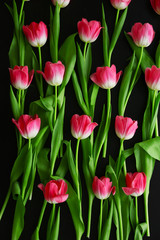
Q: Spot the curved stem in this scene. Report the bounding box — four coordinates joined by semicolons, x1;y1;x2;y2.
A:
0;184;12;220
38;46;44;97
116;139;124;176
19;0;25;25
98;199;103;240
54;85;58;125
135;196;139;226
75;139;81;200
37;200;47;231
86;195;94;238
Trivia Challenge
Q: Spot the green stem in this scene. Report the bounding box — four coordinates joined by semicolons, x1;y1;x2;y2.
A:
144;191;150;236
102;89;111;158
135;196;139;226
118;206;123;240
152;90;159;137
98;199;103;240
0;184;12;220
54;85;58;125
115;9;120;27
75;139;81;200
116;139;124;176
83;42;88;59
86;196;94;238
19;0;25;25
28;138;31;150
37;200;47;231
38;46;44;97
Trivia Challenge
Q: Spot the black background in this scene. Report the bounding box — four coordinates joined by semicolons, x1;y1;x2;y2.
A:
0;0;160;239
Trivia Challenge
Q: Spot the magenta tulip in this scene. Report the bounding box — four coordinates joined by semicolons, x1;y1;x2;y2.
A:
38;179;69;204
122;172;147;197
12;114;41;139
23;21;48;47
70;114;98;140
77;18;102;43
37;61;65;86
145;65;160;90
128;22;155;47
9;66;34;90
90;65;122;89
110;0;131;10
51;0;70;8
92;176;116;200
150;0;160;14
115;116;138;140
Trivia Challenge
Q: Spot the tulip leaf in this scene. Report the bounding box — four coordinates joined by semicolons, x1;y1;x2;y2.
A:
11;181;21;200
134;223;147;240
48;207;60;240
11;195;25;240
37;148;51;183
8;34;19;67
150;91;160;137
130;198;136;231
89;83;99;118
155;41;160;67
31;227;40;240
102;3;110;66
10;86;20;119
55;147;68;178
101;200;113;240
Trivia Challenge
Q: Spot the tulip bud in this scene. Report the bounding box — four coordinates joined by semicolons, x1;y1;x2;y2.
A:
70;114;98;140
145;65;160;90
38;179;69;204
51;0;70;8
12;114;41;139
92;176;116;200
9;66;34;90
122;172;147;197
37;61;65;86
128;22;155;47
110;0;131;10
23;21;48;47
90;65;122;89
77;18;102;43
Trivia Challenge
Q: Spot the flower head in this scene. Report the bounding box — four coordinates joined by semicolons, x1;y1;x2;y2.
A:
150;0;160;14
145;65;160;90
110;0;131;10
92;176;116;200
38;179;69;204
90;65;122;89
12;114;41;139
122;172;147;197
128;22;155;47
70;114;98;140
51;0;70;8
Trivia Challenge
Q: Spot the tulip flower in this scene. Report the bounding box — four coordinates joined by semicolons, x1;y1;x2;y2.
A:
128;22;155;47
145;65;160;90
38;179;69;204
51;0;70;8
23;21;48;47
122;172;147;197
77;18;102;43
115;115;138;140
90;65;122;89
92;176;116;199
110;0;131;10
37;61;65;86
150;0;160;14
70;114;98;140
12;114;41;139
9;66;34;90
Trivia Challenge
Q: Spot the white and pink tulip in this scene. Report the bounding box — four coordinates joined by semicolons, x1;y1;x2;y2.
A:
110;0;131;10
12;114;41;139
128;22;155;47
51;0;70;8
23;21;48;47
77;18;102;43
9;66;34;90
70;114;98;140
38;179;69;204
92;176;116;200
145;65;160;90
115;115;138;140
37;61;65;86
122;172;147;197
90;65;122;89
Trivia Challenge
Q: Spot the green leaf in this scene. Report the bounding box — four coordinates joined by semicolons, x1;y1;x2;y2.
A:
125;33;154;72
55;147;68;178
134;223;147;240
49;207;60;240
10;86;20;119
101;200;113;240
11;181;21;200
32;126;49;152
89;83;99;118
8;34;19;67
37;148;51;183
109;8;128;56
50;4;60;63
150;91;160;137
31;227;40;240
50;100;65;174
155;41;160;67
59;33;77;91
12;195;25;240
130;198;136;231
12;0;19;36
102;3;110;66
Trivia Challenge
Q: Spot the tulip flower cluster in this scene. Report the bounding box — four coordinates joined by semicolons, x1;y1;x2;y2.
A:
1;0;160;239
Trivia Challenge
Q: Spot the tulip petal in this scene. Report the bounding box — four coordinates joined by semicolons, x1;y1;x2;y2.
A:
122;187;139;195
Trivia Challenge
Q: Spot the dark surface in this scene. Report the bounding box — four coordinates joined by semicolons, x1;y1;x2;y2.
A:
1;0;160;239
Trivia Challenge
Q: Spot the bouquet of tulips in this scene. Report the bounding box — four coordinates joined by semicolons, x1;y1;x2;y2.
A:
1;0;160;239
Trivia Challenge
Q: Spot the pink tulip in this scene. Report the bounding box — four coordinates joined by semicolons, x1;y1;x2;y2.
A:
37;61;65;86
145;65;160;90
77;18;102;43
23;21;48;47
128;22;155;47
122;172;147;197
90;65;122;89
9;66;34;90
38;179;69;204
12;114;41;139
51;0;70;8
92;176;116;200
150;0;160;14
110;0;131;10
115;116;138;140
71;114;98;140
